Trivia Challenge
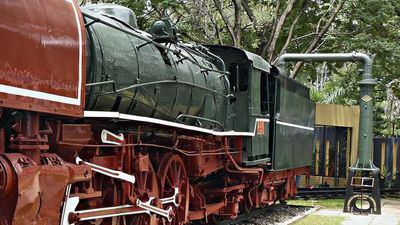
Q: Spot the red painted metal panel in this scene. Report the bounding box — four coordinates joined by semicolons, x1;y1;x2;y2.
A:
0;0;86;117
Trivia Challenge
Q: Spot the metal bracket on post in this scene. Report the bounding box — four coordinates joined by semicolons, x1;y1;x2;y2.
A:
343;166;381;214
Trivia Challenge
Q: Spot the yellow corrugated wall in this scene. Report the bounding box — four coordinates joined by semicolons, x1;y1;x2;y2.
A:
315;140;320;175
315;103;360;166
381;142;386;174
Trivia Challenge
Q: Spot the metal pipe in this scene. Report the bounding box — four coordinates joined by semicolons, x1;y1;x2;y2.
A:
277;52;372;80
277;52;377;168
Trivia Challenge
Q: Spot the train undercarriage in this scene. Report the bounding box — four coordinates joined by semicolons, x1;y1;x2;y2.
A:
0;111;309;225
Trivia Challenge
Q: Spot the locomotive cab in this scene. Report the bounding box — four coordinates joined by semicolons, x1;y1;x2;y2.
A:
208;46;315;170
207;46;272;165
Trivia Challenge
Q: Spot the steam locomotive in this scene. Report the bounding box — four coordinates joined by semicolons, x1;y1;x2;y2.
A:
0;1;315;225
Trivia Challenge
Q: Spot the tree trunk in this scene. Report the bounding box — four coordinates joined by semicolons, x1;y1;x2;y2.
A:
290;0;345;79
266;0;298;61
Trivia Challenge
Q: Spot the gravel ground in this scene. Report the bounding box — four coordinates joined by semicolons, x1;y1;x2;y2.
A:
238;205;313;225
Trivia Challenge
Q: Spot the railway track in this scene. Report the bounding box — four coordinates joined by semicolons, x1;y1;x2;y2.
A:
296;187;400;199
216;204;282;225
216;204;312;225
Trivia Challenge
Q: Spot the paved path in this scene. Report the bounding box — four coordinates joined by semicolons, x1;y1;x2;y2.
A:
311;199;400;225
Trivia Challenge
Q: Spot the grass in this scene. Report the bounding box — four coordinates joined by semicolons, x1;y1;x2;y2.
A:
288;198;344;209
291;215;345;225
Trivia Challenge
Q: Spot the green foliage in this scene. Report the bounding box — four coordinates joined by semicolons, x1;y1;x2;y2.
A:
383;79;400;136
295;0;400;136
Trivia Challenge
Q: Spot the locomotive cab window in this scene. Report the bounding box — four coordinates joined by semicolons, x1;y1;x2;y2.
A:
228;63;248;92
260;72;269;115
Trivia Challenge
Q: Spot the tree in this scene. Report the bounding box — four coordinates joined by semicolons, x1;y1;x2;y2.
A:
385;80;400;136
316;0;400;136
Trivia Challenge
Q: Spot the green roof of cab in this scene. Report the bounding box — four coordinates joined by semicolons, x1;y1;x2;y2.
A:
242;49;271;73
206;45;271;73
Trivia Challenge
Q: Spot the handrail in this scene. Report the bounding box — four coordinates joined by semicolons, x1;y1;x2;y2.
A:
176;114;224;130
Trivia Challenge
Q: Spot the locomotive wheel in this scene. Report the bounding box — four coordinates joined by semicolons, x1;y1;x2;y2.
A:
157;154;189;225
127;157;159;225
130;162;159;202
